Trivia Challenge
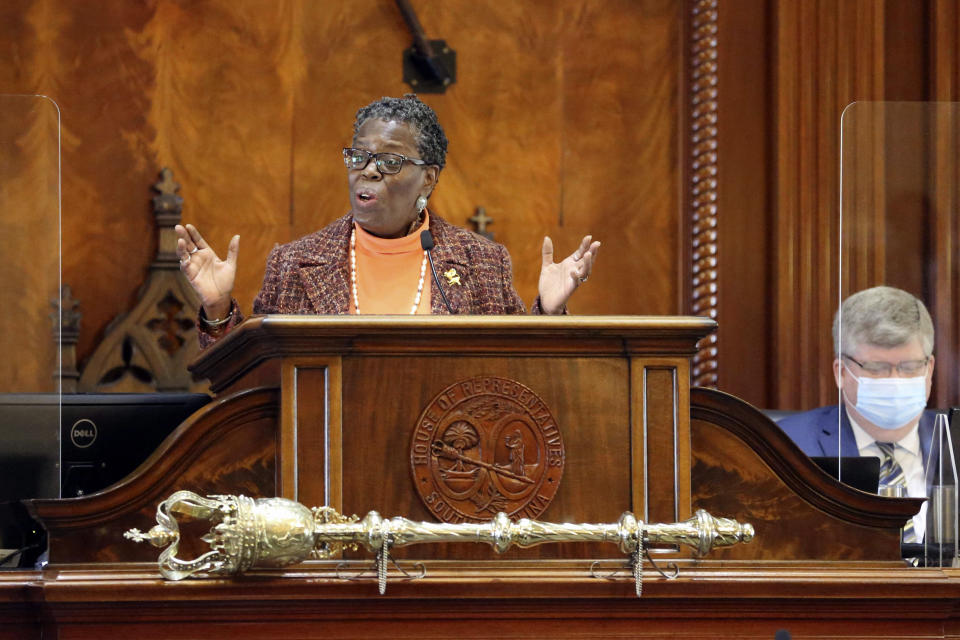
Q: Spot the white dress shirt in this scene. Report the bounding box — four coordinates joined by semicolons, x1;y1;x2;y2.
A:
847;407;926;540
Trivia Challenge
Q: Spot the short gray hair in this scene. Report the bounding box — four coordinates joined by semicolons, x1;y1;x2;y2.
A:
833;286;934;356
353;94;448;169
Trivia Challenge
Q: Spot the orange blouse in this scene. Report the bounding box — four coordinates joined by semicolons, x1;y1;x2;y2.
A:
349;212;433;314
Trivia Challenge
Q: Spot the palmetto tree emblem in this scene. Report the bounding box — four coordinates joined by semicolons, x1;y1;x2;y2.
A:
443;420;479;470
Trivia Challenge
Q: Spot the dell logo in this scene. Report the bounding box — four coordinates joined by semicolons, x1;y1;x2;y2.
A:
70;419;98;449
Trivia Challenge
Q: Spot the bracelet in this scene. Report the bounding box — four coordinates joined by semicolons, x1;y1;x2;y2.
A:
201;308;233;328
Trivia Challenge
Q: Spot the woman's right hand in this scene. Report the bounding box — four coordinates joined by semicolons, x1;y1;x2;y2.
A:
175;224;240;320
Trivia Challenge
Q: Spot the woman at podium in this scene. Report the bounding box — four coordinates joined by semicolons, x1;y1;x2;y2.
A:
174;94;599;346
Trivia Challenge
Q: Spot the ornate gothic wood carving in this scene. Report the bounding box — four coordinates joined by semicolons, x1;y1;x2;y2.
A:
77;169;206;393
688;0;720;388
51;285;82;393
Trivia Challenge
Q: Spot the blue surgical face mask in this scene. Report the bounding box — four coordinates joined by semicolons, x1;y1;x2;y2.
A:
843;364;927;430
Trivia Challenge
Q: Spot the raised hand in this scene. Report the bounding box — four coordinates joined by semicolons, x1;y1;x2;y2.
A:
175;224;240;320
537;235;601;315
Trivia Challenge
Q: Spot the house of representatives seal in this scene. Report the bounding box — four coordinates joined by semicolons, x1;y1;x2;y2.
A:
410;376;565;523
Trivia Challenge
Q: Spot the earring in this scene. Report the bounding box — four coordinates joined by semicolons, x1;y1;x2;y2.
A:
416;195;428;212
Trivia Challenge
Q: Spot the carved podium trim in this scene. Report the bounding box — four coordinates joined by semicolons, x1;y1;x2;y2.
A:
632;358;690;529
281;356;343;510
191;316;717;393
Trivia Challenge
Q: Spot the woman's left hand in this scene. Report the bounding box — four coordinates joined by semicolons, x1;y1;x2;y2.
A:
538;235;601;314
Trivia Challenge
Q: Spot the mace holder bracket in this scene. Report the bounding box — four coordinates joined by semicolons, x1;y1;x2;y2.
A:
336;549;427;595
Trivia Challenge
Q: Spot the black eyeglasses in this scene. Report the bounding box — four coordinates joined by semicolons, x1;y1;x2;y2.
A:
342;147;427;175
842;353;930;377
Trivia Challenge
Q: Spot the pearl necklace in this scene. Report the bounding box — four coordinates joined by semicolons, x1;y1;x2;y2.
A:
350;227;428;314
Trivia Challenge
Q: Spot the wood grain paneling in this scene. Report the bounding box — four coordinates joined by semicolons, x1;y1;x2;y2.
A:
339;354;632;560
10;564;960;640
0;96;60;392
930;0;960;409
691;387;915;560
751;0;960;410
24;320;960;638
557;0;682;316
772;0;885;410
712;0;771;408
0;0;684;392
4;1;960;409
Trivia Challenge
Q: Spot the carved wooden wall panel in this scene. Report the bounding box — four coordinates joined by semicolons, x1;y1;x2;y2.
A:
710;1;772;407
0;95;60;392
770;0;885;410
715;0;960;409
930;0;960;409
3;1;960;409
0;0;684;393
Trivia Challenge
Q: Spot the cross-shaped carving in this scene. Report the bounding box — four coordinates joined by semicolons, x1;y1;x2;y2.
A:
146;291;194;356
154;168;179;196
51;284;82;337
152;167;183;217
469;206;494;240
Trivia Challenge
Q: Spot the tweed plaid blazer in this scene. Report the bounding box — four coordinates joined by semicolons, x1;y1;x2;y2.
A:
199;212;539;347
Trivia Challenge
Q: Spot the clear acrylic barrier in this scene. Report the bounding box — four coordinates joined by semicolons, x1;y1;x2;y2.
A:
0;95;62;516
925;414;958;566
839;102;960;565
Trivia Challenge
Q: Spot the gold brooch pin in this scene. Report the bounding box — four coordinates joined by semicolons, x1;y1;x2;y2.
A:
443;268;462;286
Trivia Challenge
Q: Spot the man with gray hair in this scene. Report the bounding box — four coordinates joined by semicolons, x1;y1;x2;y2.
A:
779;286;937;540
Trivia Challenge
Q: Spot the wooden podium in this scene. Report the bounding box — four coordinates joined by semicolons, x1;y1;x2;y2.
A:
10;316;960;639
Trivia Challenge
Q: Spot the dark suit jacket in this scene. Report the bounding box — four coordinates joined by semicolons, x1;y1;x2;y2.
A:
199;212;540;347
778;404;937;468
